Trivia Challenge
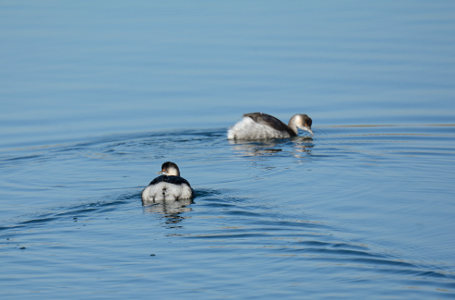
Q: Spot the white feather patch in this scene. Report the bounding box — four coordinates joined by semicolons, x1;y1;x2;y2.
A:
142;182;193;204
227;117;291;140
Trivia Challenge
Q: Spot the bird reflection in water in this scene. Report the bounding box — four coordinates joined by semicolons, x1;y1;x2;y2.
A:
292;136;314;158
143;198;193;225
228;136;313;158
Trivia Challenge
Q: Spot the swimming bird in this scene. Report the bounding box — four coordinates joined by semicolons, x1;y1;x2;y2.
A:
142;161;193;205
227;112;313;140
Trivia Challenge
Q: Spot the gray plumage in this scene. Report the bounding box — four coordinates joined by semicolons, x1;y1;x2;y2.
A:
244;112;297;137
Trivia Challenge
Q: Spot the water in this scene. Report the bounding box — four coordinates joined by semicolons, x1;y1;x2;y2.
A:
1;1;455;299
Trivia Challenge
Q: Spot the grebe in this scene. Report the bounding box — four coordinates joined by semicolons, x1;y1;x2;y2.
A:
142;161;193;205
227;112;313;140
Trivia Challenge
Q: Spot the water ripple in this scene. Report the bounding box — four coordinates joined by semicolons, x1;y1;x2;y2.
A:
1;124;454;299
0;191;138;235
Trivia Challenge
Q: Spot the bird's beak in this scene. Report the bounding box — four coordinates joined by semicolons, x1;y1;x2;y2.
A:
304;126;313;136
158;171;167;175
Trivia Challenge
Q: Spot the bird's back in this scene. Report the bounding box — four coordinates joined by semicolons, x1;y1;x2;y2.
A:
142;175;193;204
243;112;296;136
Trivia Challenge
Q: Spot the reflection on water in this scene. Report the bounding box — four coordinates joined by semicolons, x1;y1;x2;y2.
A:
1;125;455;299
292;136;315;158
143;198;193;226
229;136;314;157
1;0;455;297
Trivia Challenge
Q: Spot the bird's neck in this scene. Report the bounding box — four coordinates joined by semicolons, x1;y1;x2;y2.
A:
288;119;299;135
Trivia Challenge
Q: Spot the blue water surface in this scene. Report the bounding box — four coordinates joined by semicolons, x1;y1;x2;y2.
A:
1;1;455;299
